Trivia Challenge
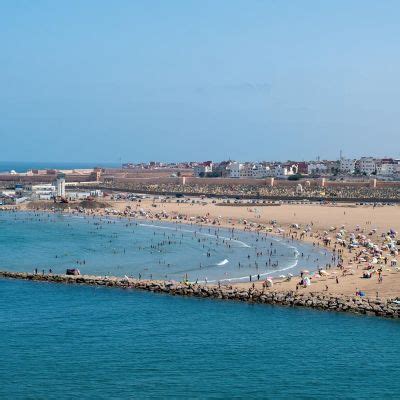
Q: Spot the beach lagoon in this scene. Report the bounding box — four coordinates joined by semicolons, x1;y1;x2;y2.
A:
0;211;332;282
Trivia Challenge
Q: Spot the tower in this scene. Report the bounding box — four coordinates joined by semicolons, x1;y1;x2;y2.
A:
56;173;66;197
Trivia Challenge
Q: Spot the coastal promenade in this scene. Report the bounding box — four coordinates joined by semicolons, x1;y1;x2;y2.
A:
2;270;400;319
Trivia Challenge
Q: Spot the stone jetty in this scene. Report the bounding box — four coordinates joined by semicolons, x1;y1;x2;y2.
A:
1;270;400;319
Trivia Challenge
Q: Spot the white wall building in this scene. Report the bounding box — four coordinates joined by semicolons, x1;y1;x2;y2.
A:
376;162;400;177
358;157;376;175
251;163;270;178
239;164;254;178
67;192;92;200
193;162;213;177
339;158;356;173
56;175;66;197
24;184;56;200
227;162;243;178
307;163;328;175
227;162;270;179
272;165;293;178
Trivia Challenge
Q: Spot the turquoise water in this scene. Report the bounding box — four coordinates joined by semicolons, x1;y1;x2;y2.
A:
0;212;332;282
0;279;399;399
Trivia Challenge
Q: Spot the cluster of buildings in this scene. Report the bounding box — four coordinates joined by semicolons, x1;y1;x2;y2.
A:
339;157;400;177
0;174;103;205
122;161;194;170
193;160;325;179
192;157;400;180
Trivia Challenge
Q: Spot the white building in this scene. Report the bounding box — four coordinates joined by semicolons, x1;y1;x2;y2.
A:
193;162;213;177
251;163;270;178
226;162;270;179
24;184;56;200
307;163;328;175
239;164;254;178
358;157;376;175
272;165;293;178
376;162;400;177
56;174;66;197
339;158;356;173
227;162;243;178
67;192;91;200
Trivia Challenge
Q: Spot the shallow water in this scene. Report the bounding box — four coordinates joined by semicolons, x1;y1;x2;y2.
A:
0;211;331;282
0;279;399;399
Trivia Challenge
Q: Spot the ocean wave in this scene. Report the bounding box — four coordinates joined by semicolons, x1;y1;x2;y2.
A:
198;259;299;284
139;223;251;248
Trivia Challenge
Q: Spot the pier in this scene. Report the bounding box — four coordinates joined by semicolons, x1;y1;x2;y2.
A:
1;270;399;319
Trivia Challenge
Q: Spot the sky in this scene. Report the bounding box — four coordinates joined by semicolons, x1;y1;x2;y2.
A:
0;0;399;163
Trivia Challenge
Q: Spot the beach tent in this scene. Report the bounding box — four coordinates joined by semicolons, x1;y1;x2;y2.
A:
265;279;273;288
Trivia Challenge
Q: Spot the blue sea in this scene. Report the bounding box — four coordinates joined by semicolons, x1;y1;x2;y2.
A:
1;211;399;399
0;161;119;173
0;212;332;282
0;279;399;399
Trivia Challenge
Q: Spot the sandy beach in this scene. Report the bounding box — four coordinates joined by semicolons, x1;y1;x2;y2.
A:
15;197;400;301
98;198;400;300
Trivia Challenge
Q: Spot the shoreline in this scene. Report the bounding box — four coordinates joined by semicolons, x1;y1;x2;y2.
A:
1;208;331;284
3;198;400;307
1;270;400;319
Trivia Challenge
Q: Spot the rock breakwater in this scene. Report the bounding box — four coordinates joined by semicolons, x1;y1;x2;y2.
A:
1;271;399;319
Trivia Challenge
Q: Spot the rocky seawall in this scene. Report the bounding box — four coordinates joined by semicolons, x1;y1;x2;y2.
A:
1;270;400;319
